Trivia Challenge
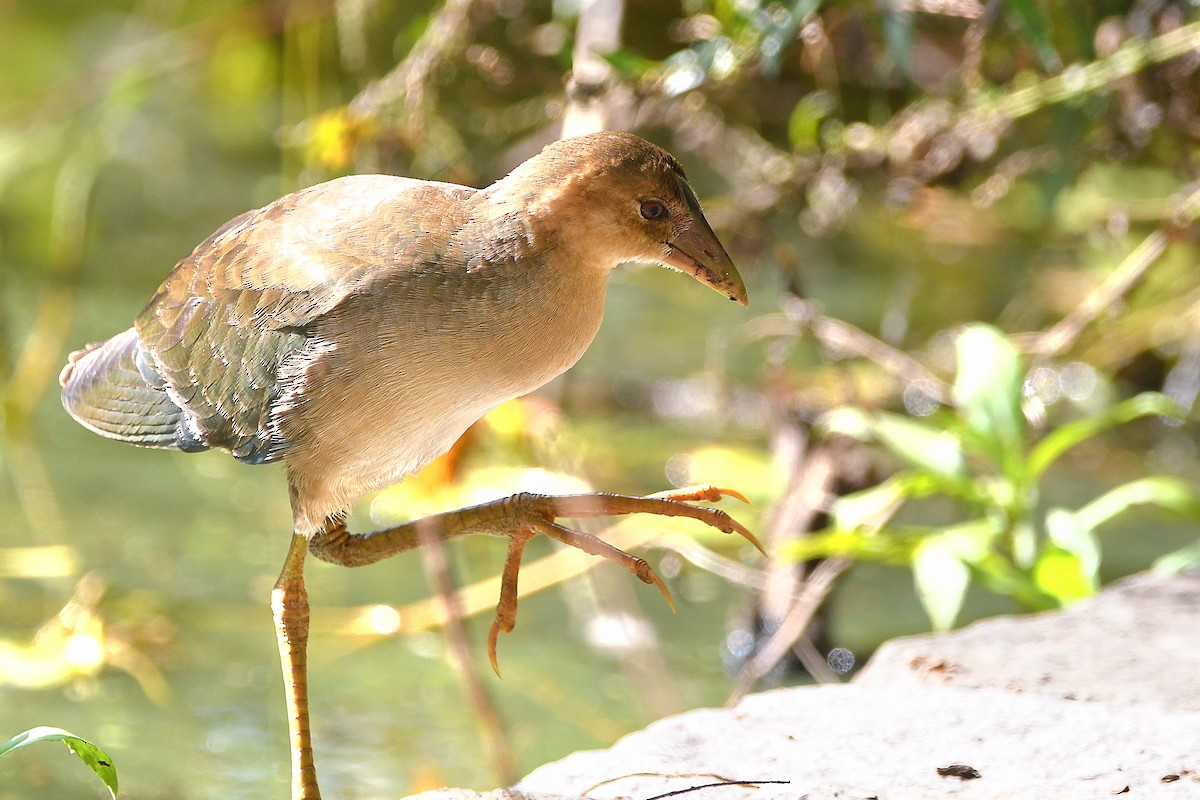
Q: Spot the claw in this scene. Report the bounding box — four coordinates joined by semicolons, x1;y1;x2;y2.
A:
487;530;529;679
487;620;503;678
645;567;677;613
648;483;753;507
477;489;756;676
715;486;752;506
645;485;765;556
728;519;767;557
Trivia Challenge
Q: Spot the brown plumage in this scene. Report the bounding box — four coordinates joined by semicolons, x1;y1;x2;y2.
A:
61;131;753;800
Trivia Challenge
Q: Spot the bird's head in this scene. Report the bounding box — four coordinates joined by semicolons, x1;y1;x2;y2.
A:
496;131;748;307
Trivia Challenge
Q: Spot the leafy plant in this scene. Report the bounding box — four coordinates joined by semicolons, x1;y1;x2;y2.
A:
0;726;118;798
788;323;1196;630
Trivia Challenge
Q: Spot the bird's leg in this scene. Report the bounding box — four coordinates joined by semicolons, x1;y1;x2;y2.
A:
308;484;759;672
272;532;322;800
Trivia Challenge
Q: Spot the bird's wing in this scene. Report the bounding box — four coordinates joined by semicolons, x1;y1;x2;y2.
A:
134;174;476;463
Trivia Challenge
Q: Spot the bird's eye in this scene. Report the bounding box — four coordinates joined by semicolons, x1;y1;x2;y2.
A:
640;200;669;221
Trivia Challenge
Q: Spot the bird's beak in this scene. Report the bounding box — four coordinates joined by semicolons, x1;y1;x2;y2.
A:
662;181;748;307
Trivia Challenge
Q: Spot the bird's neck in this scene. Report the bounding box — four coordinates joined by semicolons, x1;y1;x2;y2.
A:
468;179;622;276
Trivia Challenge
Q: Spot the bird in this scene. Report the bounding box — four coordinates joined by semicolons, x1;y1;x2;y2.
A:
60;130;756;800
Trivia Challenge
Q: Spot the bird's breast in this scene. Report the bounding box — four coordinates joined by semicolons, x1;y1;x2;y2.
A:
278;262;608;526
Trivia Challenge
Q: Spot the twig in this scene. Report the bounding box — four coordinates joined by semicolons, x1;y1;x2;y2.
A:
981;20;1200;122
561;0;630;137
583;772;790;798
793;633;840;684
416;519;516;785
726;556;851;706
898;0;984;19
746;308;950;402
810;314;948;400
349;0;478;124
655;534;768;591
754;420;840;684
644;779;792;800
729;457;903;704
1026;183;1200;357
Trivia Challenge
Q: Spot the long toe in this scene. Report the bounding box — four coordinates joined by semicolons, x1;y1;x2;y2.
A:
532;518;676;611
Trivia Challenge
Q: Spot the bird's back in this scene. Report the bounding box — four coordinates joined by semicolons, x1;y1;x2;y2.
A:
61;174;477;464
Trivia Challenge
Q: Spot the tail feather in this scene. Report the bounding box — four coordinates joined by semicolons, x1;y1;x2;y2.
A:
60;328;190;449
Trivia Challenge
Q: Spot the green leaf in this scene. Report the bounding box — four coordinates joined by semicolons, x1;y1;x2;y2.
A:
829;475;913;531
787;92;833;151
1032;547;1093;604
599;48;659;80
937;517;1003;564
1041;508;1100;602
1028;393;1182;480
1044;507;1100;580
952;324;1026;476
913;533;971;630
823;408;967;480
828;471;957;532
783;526;918;565
971;551;1057;611
1073;476;1200;533
0;727;118;798
1154;539;1200;574
1004;0;1062;72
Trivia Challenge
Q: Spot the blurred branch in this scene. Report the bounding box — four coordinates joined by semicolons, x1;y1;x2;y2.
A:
1024;182;1200;357
754;419;836;684
958;0;995;92
350;0;478;128
981;19;1200;122
727;442;899;704
655;534;766;591
334;0;373;75
746;304;950;404
3;130;108;428
3;440;68;541
632;9;1200;238
2;287;75;434
562;0;631;136
726;556;850;706
416;520;516;786
897;0;983;19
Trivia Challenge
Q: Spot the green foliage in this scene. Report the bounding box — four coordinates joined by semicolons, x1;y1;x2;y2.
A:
792;324;1195;630
0;727;118;798
1004;0;1061;71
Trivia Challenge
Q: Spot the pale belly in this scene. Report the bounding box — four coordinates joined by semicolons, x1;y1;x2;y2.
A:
279;267;606;531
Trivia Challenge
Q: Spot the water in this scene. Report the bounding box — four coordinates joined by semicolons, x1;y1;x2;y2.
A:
2;367;754;798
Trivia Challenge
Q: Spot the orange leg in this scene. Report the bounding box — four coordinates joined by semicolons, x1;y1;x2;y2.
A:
272;533;321;800
308;485;758;674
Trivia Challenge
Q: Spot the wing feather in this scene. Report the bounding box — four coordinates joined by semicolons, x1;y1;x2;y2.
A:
133;174;477;463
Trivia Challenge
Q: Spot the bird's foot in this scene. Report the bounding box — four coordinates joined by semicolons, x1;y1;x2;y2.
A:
486;484;758;675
